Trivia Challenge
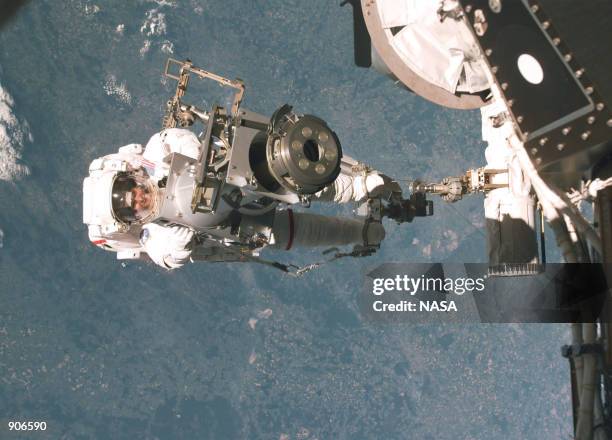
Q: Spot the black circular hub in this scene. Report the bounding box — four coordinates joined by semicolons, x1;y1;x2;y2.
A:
303;139;322;162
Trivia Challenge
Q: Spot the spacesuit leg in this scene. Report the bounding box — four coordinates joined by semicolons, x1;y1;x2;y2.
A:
481;101;539;269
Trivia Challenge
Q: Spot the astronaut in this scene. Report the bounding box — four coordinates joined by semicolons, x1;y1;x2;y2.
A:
83;127;405;270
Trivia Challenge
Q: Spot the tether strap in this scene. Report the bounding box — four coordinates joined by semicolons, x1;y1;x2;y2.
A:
221;246;376;277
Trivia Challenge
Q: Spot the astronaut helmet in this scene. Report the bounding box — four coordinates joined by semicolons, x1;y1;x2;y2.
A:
111;171;157;224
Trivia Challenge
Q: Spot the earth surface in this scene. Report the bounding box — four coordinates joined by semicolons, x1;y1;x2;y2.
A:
0;1;571;439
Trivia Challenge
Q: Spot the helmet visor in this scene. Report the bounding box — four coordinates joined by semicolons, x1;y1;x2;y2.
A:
111;173;155;224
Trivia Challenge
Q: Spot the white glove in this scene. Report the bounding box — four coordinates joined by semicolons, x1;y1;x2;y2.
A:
354;173;402;201
315;173;394;203
140;223;194;270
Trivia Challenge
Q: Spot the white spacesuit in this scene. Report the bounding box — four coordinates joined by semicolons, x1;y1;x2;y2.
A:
83;128;396;270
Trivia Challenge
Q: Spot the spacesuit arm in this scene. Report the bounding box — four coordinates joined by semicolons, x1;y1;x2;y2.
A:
140;223;194;270
313;155;402;204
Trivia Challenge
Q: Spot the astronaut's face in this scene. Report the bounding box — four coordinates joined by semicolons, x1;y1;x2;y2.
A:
111;172;157;224
131;186;152;212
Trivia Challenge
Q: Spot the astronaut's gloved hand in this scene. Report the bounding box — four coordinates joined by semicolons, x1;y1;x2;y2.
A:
343;172;402;205
140;223;194;270
361;173;402;200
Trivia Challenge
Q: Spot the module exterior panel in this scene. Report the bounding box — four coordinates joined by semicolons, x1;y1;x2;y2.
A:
461;0;612;170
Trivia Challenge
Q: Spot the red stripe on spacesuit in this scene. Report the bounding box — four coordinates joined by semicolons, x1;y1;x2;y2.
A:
286;209;294;251
140;158;156;169
92;239;107;245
